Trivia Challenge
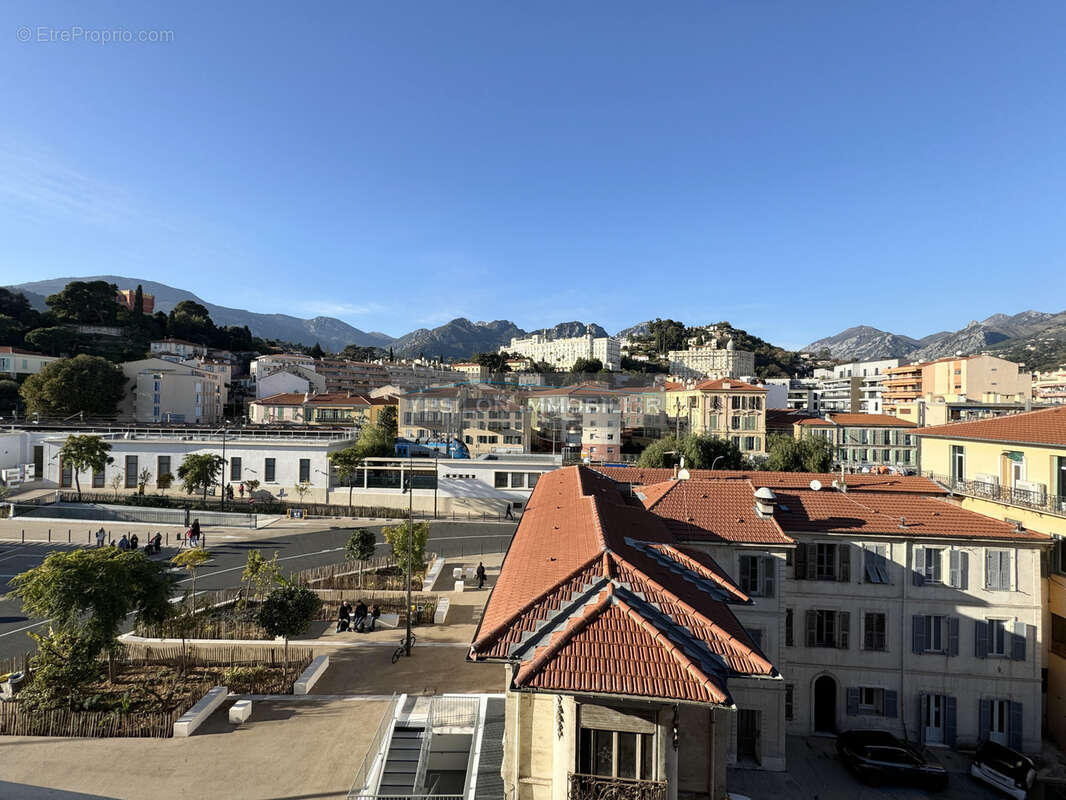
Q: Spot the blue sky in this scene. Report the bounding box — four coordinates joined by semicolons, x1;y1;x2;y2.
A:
2;1;1065;348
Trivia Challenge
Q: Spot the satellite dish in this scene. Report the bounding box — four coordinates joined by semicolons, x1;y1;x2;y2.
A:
678;469;691;481
809;479;822;491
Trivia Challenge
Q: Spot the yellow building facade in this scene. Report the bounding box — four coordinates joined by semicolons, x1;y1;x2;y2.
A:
666;378;767;456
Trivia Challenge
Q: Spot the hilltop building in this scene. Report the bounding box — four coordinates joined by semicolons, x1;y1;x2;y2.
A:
502;329;621;372
667;335;755;379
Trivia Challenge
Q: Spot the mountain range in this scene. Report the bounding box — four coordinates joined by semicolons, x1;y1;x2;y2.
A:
804;310;1066;369
6;276;394;353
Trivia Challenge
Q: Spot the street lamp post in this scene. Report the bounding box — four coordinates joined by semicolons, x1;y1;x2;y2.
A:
711;455;724;471
220;425;228;512
403;453;414;657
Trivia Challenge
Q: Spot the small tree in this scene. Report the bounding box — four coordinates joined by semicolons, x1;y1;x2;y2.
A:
58;434;113;500
243;479;260;497
10;548;175;680
157;472;174;490
109;472;124;500
137;467;152;495
171;548;211;611
177;453;225;502
329;446;366;514
257;585;322;660
241;549;284;601
19;629;102;711
383;520;429;579
345;529;378;588
293;481;311;504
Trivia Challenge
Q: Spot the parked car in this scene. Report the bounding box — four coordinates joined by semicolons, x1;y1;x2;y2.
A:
836;729;948;791
969;740;1036;799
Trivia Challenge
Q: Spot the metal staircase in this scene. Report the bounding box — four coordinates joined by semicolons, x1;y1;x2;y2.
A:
377;725;426;795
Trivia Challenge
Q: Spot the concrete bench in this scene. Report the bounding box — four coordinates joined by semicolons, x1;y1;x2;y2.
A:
434;597;451;625
229;699;252;724
294;655;330;696
452;567;463;580
377;613;400;629
173;686;229;738
465;567;476;581
454;580;465;592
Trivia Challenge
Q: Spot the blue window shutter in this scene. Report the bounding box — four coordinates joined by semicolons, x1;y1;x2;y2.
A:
1009;702;1023;751
884;690;898;719
975;620;989;658
913;546;925;586
846;687;859;716
912;615;925;654
948;617;960;657
838;611;850;649
1012;621;1027;661
944;697;957;747
979;699;991;742
949;549;961;587
838;544;850;582
960;551;969;590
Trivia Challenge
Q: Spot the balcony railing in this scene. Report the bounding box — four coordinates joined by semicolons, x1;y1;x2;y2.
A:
568;773;667;800
926;473;1066;519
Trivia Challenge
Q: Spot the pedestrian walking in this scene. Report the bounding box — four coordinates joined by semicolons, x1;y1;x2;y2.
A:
95;527;106;547
190;519;201;547
504;502;514;521
129;533;139;551
238;483;245;499
476;562;487;590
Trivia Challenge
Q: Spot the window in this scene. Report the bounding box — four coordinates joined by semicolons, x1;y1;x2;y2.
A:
912;615;953;654
59;459;73;488
738;555;774;597
806;609;849;648
125;456;138;488
864;612;887;651
1053;614;1066;659
864;544;890;583
230;457;242;481
951;445;965;483
796;542;849;581
785;608;793;647
510;472;524;488
494;472;508;488
785;684;794;721
92;469;105;488
986;549;1011;591
264;458;276;482
526;473;540;488
816;543;837;580
989;619;1009;657
578;721;654;780
915;547;943;583
298;459;310;483
859;687;885;715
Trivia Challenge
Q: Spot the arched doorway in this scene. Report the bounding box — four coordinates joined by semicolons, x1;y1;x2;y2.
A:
814;675;837;733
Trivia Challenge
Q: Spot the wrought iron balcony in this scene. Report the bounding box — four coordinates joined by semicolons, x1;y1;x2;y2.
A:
568;773;667;800
926;473;1066;519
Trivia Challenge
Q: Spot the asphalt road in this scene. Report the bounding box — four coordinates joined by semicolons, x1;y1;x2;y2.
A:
0;520;517;662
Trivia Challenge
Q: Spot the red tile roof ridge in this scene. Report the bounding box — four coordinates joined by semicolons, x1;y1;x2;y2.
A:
513;588;614;687
471;550;606;653
651;544;752;604
610;594;729;704
608;547;773;675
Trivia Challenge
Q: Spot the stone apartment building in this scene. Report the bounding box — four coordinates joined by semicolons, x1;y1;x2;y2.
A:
503;330;622;372
795;412;918;473
469;466;776;800
118;358;225;424
666;379;767;457
667;336;755;380
598;466;1050;764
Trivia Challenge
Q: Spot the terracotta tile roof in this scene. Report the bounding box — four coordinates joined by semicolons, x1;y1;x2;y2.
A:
634;480;794;544
469;466;775;706
304;392;372;406
766;409;815;430
594;466;946;495
773;491;1050;541
914;406;1066;448
797;413;916;428
0;346;48;356
666;378;765;392
251;393;307;406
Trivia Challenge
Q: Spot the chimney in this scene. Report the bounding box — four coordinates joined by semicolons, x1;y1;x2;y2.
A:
754;487;777;519
898;516;907;530
673;463;680;480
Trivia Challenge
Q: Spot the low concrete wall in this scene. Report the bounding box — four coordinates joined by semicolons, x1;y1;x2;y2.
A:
434;597;451;625
294;655;330;695
174;685;229;737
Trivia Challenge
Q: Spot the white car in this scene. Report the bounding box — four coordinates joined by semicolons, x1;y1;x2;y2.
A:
969;740;1036;799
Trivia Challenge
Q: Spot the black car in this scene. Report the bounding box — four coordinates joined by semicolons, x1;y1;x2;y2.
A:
836;729;948;791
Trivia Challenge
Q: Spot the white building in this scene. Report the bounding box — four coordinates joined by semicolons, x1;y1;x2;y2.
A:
150;339;207;359
0;346;58;379
256;369;326;400
667;336;756;379
502;330;621;372
815;358;900;413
